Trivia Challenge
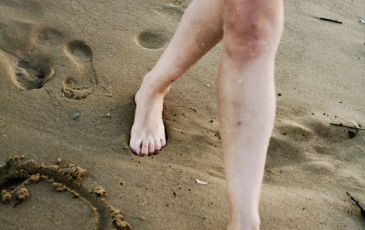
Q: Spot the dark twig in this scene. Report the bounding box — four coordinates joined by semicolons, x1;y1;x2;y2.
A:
330;123;365;131
319;17;343;24
347;192;365;218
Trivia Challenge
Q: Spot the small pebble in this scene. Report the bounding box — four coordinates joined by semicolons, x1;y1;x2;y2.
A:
56;158;62;165
73;113;81;120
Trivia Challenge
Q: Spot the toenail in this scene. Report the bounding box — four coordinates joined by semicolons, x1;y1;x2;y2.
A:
130;148;138;155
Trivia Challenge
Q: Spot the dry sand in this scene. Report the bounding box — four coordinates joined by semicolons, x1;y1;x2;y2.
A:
0;0;364;229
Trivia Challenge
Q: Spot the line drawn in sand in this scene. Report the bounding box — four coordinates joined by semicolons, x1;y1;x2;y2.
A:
0;156;132;230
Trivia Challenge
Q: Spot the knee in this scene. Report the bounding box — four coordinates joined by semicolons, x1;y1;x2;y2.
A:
223;0;283;57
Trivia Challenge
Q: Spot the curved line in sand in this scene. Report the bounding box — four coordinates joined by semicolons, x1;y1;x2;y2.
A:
0;157;132;230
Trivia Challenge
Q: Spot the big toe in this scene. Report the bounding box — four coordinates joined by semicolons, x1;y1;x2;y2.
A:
129;138;141;156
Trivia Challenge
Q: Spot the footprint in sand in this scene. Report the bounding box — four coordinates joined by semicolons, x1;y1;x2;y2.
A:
135;30;170;50
0;20;56;90
154;5;184;20
0;157;132;230
62;40;98;100
0;18;110;100
136;3;184;50
266;119;339;176
12;58;55;90
266;121;312;168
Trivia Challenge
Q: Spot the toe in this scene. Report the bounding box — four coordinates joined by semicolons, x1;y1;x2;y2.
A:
129;138;141;156
155;140;161;151
161;138;166;148
130;147;138;156
141;141;149;156
148;141;155;155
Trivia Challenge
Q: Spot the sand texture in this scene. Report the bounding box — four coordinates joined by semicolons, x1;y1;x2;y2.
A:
0;0;364;229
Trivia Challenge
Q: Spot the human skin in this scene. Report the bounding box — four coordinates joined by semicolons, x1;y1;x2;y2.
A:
129;0;224;156
129;0;284;229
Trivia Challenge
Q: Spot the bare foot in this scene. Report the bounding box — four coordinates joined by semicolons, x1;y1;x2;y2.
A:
129;74;168;156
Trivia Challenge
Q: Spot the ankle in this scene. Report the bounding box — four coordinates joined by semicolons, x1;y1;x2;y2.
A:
140;71;171;96
228;220;260;230
228;211;260;230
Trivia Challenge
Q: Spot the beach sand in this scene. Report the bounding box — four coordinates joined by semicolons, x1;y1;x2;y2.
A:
0;0;364;229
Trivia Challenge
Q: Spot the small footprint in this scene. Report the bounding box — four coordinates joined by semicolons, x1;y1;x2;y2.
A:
62;40;97;100
135;30;169;50
154;5;184;20
66;40;93;61
138;3;183;50
267;135;308;168
0;157;132;230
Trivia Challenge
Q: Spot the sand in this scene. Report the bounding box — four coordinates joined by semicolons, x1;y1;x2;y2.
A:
0;0;364;229
0;157;131;229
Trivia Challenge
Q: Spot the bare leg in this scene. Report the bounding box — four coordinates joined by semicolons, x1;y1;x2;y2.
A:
217;0;284;229
130;0;224;156
130;0;284;228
